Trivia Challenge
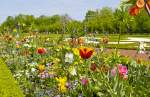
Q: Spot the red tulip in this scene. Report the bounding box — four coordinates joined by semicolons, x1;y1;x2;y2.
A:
37;47;46;55
79;47;94;59
129;5;140;16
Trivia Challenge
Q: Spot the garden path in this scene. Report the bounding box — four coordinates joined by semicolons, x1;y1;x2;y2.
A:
106;49;150;62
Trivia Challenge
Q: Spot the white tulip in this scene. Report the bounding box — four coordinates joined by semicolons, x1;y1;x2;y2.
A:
65;52;74;64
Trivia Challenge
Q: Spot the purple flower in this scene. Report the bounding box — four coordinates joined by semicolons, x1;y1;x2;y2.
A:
66;82;72;89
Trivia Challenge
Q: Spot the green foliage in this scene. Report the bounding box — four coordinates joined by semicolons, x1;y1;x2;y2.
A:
0;59;24;97
0;6;150;35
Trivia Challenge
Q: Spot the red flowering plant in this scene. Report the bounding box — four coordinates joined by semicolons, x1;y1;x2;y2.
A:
78;47;95;74
126;0;150;16
79;47;94;59
37;47;47;55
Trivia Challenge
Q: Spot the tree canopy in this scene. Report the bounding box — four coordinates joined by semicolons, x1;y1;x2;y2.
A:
0;6;149;35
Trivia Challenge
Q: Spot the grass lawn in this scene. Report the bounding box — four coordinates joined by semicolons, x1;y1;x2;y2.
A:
107;43;139;49
0;59;24;97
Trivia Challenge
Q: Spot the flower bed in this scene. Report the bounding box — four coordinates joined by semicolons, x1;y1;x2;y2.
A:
0;34;150;97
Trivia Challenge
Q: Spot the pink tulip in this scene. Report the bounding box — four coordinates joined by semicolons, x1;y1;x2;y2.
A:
111;64;128;80
111;67;116;77
81;78;89;86
118;64;128;76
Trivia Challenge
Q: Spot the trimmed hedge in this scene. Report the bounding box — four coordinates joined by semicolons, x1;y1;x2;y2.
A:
0;59;24;97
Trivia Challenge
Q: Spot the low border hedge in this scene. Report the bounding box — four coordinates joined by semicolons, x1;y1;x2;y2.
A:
0;59;24;97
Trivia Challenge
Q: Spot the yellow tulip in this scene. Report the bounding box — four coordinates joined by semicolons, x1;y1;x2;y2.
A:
72;48;79;56
56;77;67;92
38;64;45;73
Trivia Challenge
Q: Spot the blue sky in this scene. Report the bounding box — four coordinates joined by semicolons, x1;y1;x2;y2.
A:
0;0;121;23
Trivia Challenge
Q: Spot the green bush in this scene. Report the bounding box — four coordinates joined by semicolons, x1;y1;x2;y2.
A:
0;59;24;97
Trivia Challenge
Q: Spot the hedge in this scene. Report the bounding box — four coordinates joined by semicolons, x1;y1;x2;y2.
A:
0;59;24;97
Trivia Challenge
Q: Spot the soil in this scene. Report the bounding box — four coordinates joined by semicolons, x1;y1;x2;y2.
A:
106;49;150;62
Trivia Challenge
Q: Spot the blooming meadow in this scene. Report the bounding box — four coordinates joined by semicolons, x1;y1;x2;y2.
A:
0;33;150;97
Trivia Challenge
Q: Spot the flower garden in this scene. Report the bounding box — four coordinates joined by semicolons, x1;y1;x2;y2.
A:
0;0;150;97
0;33;150;97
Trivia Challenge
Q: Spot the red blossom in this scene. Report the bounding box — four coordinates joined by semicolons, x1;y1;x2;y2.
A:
79;47;94;59
37;47;46;55
129;5;140;16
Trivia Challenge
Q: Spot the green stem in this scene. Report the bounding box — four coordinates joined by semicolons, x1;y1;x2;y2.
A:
116;23;121;56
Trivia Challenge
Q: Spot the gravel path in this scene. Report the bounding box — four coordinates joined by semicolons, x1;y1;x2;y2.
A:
106;49;150;62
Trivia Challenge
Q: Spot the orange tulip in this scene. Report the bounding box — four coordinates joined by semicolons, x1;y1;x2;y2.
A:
136;0;145;8
69;38;78;46
37;47;46;55
129;5;140;16
79;47;94;59
148;0;150;6
78;37;84;45
145;0;150;15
